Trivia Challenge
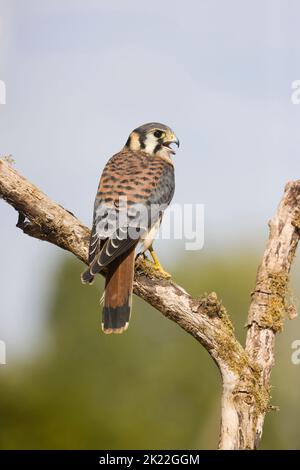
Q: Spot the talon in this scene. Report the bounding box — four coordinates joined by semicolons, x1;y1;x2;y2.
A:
152;264;171;279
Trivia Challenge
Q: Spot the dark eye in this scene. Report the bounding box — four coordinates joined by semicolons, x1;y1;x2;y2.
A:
154;130;163;138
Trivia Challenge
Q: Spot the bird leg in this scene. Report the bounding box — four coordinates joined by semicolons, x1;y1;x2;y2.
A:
148;245;171;279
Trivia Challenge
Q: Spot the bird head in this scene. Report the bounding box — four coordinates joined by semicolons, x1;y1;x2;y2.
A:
125;122;180;158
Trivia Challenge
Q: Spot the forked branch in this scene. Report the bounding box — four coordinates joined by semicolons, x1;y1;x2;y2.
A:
0;157;299;449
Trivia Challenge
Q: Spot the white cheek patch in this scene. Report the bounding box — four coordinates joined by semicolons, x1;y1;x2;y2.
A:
144;134;173;162
144;134;158;154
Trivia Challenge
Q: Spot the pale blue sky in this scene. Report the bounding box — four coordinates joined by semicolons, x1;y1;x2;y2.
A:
1;0;300;353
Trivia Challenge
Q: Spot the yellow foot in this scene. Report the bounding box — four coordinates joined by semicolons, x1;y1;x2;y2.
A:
135;254;171;280
148;246;171;279
151;263;171;279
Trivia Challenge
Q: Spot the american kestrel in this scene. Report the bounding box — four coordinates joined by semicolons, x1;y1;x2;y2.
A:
82;123;179;334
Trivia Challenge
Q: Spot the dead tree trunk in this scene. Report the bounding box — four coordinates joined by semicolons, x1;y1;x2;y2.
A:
1;157;299;449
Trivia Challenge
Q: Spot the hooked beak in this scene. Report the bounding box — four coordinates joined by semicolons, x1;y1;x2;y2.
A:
163;133;180;155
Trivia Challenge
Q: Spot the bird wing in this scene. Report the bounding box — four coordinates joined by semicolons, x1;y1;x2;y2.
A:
87;149;175;276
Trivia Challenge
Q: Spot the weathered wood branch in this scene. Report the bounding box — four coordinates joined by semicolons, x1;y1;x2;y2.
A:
0;157;299;449
216;181;300;449
244;181;300;447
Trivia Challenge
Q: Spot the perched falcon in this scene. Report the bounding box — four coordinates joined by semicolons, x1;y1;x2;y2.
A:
82;123;179;334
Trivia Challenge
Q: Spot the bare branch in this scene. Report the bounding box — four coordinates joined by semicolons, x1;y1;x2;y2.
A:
218;180;300;449
0;158;245;367
1;158;299;449
244;180;300;447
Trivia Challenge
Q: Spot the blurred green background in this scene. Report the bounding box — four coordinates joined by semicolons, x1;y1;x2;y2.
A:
1;248;300;449
1;0;300;451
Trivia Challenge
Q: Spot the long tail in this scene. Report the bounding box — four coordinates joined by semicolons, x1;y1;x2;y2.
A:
102;248;135;334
